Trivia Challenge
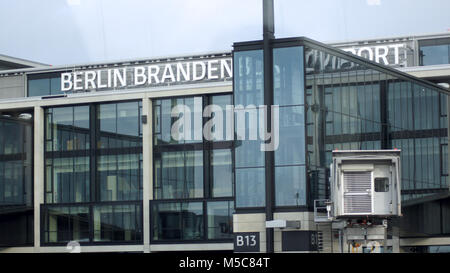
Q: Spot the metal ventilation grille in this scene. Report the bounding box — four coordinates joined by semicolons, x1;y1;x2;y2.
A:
343;172;372;214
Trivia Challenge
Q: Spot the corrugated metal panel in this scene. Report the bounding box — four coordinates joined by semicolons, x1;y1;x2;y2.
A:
344;172;372;214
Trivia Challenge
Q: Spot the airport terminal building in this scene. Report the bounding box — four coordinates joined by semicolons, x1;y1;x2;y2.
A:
1;33;450;253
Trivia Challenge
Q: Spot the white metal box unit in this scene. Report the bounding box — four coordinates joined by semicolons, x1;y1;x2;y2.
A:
330;150;401;218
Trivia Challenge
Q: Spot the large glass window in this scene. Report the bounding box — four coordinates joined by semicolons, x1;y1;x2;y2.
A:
233;49;265;208
152;94;234;242
305;44;449;202
211;149;233;197
42;203;142;244
207;201;233;239
43;205;90;244
420;38;450;66
43;101;142;245
93;204;142;243
45;106;90;203
154;150;203;199
0;115;34;246
235;167;265;207
45;102;142;203
273;46;307;207
153;94;233;202
151;202;203;241
151;200;233;241
97;102;143;201
28;73;62;97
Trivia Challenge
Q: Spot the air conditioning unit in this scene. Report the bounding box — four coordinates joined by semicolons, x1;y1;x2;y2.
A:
330;150;401;218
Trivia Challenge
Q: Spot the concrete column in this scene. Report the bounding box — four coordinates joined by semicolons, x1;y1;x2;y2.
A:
33;106;44;252
392;226;400;253
142;95;152;253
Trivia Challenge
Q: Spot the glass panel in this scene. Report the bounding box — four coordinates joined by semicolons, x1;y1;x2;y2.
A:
421;44;450;66
234;50;264;106
275;106;305;165
98;153;141;201
233;49;265;189
182;202;203;240
275;165;306;206
0;117;34;246
157;151;203;199
375;178;389;192
44;206;90;243
235;167;265;208
51;156;90;203
152;202;203;241
28;75;62;97
28;78;50;97
273;46;304;106
152;202;181;240
50;77;62;95
93;204;142;243
211;149;233;197
207;201;233;239
155;97;202;145
99;103;117;134
117;102;140;137
210;94;233;141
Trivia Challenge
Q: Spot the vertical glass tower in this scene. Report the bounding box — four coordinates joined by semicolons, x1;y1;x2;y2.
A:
233;37;449;214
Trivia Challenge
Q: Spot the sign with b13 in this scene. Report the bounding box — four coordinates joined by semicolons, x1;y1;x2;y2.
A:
233;232;260;253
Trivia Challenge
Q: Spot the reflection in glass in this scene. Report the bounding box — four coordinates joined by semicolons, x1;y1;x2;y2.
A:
211;149;233;197
275;166;306;207
28;74;62;97
48;156;90;203
207;201;233;239
152;202;203;240
155;97;202;145
43;206;90;243
421;44;450;66
155;151;203;199
273;46;304;106
275;106;305;166
305;45;449;202
93;204;142;242
234;50;264;106
98;154;142;201
45;105;91;203
0;116;34;246
236;167;265;208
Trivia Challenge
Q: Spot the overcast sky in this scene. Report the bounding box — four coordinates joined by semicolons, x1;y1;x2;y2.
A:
1;0;450;66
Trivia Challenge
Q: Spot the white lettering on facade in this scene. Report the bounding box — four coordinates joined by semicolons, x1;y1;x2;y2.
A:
341;43;405;65
61;58;233;92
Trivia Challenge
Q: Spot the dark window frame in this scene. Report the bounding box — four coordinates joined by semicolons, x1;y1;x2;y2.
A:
43;100;143;204
40;201;143;246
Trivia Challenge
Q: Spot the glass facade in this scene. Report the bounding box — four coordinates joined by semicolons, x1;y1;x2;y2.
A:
233;46;308;208
273;46;306;207
233;38;450;213
1;36;449;249
42;101;143;244
233;50;265;208
152;94;234;242
0;115;33;246
305;44;449;202
151;200;234;241
44;106;90;203
420;38;450;66
28;73;62;97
